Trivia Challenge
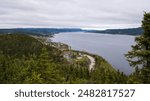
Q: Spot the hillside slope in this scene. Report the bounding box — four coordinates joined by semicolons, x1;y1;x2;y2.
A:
0;33;127;84
87;27;143;35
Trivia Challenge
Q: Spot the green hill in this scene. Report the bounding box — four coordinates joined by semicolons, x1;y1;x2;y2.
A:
0;34;62;61
0;33;127;84
87;27;143;35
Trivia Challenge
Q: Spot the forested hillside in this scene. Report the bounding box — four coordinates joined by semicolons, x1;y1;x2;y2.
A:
87;27;143;35
0;33;126;84
0;27;143;36
0;28;84;35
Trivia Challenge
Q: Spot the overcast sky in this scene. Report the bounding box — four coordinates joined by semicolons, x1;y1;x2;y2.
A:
0;0;150;29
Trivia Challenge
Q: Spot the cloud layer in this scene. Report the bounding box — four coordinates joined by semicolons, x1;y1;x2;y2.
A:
0;0;150;29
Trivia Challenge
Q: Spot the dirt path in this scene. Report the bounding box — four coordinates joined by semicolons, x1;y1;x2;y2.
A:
84;54;95;71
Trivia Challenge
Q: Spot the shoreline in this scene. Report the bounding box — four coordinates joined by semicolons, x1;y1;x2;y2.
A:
50;32;135;75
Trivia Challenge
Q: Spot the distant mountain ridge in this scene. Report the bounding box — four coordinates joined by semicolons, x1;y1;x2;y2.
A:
0;27;143;35
86;27;143;35
0;28;84;35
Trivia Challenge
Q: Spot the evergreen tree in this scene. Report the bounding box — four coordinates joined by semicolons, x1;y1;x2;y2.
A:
125;12;150;83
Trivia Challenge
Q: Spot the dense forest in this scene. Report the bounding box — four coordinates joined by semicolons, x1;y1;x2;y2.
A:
0;33;126;84
0;12;149;84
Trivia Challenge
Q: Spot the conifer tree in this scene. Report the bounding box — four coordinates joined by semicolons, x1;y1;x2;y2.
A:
125;12;150;83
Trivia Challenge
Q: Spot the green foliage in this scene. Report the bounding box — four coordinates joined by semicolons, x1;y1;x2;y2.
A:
126;12;150;83
0;33;127;84
0;34;43;57
89;55;127;84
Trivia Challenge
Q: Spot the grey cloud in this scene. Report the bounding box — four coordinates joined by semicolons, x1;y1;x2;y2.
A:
0;0;150;29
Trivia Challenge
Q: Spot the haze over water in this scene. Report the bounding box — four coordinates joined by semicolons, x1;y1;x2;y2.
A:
51;32;135;75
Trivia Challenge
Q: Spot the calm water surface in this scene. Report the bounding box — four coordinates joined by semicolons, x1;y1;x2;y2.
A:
51;32;135;75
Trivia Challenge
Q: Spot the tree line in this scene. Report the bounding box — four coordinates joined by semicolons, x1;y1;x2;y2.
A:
0;12;149;84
